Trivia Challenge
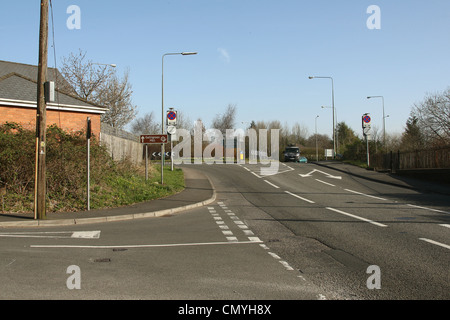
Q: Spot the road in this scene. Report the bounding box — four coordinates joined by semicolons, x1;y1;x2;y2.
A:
0;162;449;301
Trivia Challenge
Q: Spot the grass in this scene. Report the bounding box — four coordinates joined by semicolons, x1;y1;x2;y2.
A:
90;164;185;210
0;123;185;214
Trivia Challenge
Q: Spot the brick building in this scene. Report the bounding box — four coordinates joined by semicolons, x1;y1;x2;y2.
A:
0;60;107;136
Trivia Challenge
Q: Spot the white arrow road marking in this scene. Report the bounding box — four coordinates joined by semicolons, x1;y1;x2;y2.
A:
0;231;101;239
299;169;342;179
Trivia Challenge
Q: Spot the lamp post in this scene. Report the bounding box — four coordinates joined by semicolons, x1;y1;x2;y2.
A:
309;76;336;159
92;62;116;68
367;96;386;150
315;115;319;162
161;52;197;184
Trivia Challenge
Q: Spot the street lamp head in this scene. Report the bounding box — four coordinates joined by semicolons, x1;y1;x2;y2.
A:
308;76;314;79
110;64;117;68
181;52;198;55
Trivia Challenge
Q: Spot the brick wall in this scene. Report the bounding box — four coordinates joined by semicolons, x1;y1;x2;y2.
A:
0;105;101;137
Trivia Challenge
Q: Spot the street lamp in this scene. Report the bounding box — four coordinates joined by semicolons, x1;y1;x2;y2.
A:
92;62;116;68
367;96;386;151
309;76;336;159
315;115;319;162
161;52;197;184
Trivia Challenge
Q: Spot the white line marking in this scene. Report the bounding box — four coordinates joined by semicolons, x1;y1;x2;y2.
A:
222;231;233;236
285;191;315;204
226;237;238;242
315;179;335;187
299;169;341;179
251;171;262;179
264;180;280;189
30;240;264;249
407;204;450;214
71;231;101;239
259;244;270;250
0;231;101;239
268;252;281;259
419;238;450;250
439;224;450;229
279;261;294;271
325;207;388;227
243;230;254;236
345;189;387;201
248;237;261;242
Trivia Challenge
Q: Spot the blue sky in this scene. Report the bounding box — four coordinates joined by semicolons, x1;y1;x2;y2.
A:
1;0;449;138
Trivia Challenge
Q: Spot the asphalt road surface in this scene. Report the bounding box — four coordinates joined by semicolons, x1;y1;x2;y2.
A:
0;162;448;301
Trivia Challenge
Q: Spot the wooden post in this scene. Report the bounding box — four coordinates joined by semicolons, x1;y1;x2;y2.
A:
35;0;49;220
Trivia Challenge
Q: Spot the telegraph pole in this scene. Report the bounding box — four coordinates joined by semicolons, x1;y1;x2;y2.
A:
35;0;49;220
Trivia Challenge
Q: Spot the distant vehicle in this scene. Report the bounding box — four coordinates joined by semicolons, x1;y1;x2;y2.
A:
283;146;300;162
299;156;308;163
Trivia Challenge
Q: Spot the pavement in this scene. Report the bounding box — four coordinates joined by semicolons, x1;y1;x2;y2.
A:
1;161;448;228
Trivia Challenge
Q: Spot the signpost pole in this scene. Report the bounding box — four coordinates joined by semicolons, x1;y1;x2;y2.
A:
145;144;148;181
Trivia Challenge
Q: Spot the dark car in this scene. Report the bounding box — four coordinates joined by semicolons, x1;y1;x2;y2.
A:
283;147;301;162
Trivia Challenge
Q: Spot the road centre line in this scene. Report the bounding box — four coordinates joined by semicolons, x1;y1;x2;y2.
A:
325;207;388;227
264;180;280;189
419;238;450;250
284;191;315;204
344;189;388;201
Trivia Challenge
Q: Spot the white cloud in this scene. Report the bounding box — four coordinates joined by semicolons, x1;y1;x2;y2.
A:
218;48;231;63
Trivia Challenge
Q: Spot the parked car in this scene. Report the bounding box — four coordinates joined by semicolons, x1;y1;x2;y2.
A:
299;156;308;163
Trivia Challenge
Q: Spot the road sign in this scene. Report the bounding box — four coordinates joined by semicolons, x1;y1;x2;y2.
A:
167;125;177;135
362;113;371;128
363;115;371;124
167;110;177;125
140;135;168;144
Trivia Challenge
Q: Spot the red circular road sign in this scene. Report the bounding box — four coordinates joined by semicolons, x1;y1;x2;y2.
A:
167;111;177;121
363;115;371;123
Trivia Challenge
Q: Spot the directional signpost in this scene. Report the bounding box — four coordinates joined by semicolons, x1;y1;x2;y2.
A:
140;135;168;144
141;135;168;181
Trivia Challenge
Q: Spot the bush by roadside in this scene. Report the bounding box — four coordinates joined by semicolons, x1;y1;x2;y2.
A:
0;122;184;213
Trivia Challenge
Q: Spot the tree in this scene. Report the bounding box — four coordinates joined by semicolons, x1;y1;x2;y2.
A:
411;87;450;146
130;112;160;135
60;50;137;129
211;104;237;133
96;70;137;129
401;116;425;151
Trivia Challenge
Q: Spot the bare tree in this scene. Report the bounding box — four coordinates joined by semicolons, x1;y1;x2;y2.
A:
212;104;237;133
130;111;160;135
59;49;115;101
60;50;137;129
411;87;450;146
96;70;137;128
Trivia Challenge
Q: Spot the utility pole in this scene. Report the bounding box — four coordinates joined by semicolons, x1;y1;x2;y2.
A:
35;0;49;220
